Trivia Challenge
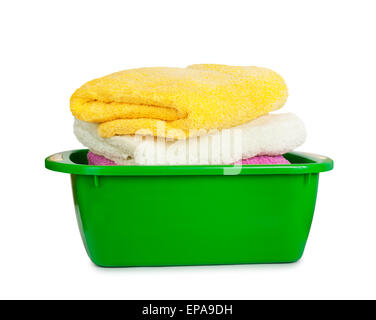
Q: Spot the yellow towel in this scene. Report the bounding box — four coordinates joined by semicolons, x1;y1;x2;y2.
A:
70;64;288;139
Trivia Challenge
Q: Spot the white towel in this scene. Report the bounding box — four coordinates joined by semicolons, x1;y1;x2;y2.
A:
74;113;306;165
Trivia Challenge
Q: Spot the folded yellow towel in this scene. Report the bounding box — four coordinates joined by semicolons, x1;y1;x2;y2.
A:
71;64;288;139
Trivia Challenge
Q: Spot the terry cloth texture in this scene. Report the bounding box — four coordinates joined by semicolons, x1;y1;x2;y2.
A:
71;64;288;139
87;151;117;166
235;155;290;165
88;151;290;166
74;113;306;165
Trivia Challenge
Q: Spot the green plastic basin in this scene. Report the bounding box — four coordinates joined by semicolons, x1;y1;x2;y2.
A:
45;149;333;267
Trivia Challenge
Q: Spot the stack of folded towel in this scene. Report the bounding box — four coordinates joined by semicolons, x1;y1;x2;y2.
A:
71;64;306;165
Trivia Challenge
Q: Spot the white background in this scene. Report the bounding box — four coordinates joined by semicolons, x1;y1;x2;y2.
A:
1;0;375;299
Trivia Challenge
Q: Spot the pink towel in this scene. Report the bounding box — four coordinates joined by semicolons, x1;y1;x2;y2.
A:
87;152;290;166
87;152;117;166
234;155;290;165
